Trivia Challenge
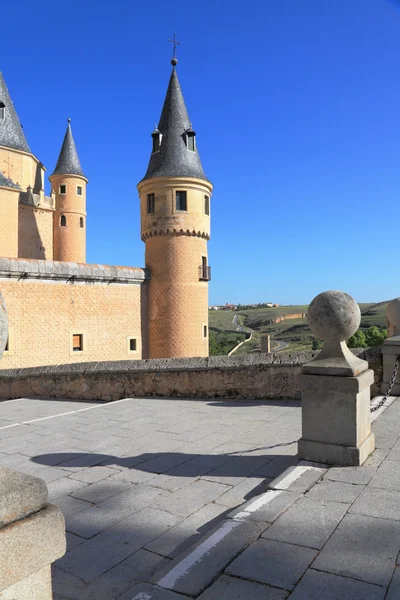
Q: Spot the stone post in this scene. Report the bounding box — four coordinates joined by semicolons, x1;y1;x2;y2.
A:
381;297;400;396
261;334;271;354
0;467;66;599
298;290;375;466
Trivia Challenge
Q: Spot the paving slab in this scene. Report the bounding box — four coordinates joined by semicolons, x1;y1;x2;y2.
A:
145;502;228;558
262;496;349;549
152;479;231;517
368;459;400;491
119;584;190;600
323;448;389;485
197;575;288;599
66;484;169;538
305;479;364;503
387;565;400;600
349;485;400;521
156;519;265;597
226;538;317;590
57;507;182;583
288;568;385;600
268;464;326;493
70;479;132;504
229;489;301;523
312;513;400;586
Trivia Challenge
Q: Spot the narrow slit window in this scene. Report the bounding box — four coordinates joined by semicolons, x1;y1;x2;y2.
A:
203;325;208;338
72;334;83;352
4;337;9;352
186;132;195;151
176;191;187;211
60;215;67;227
77;186;83;196
147;193;155;214
0;102;5;120
79;217;84;228
59;184;66;194
205;195;210;215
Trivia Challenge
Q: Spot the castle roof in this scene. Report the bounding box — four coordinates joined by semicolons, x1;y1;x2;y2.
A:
51;120;85;178
142;66;208;182
0;169;21;190
0;72;31;153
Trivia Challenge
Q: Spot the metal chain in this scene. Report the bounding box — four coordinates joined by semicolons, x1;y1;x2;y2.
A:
371;355;400;412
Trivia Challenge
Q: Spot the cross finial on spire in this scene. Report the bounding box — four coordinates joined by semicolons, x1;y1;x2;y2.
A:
168;33;181;66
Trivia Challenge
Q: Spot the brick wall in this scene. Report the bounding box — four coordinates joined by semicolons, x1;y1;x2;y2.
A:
18;205;54;259
0;259;148;369
0;188;18;257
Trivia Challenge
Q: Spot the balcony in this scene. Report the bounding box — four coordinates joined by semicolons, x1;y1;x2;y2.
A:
199;265;211;281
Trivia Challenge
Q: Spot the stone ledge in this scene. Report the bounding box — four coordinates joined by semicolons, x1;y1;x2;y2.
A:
0;503;66;591
0;467;48;528
0;258;149;284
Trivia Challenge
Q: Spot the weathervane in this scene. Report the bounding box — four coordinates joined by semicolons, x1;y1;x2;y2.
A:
168;33;181;66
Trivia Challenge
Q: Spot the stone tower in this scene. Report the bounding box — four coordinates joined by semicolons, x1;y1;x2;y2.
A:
137;60;213;359
50;120;87;263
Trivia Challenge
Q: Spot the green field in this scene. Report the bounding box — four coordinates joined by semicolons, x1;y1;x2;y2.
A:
209;301;388;356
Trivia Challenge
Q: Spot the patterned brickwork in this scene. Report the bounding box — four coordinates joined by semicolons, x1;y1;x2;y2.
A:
138;175;212;359
18;205;53;259
0;147;45;191
0;188;18;257
145;235;209;358
50;174;87;263
0;278;148;369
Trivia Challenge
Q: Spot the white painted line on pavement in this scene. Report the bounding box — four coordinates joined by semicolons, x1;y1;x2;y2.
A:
130;593;152;600
157;462;313;590
0;396;137;430
158;520;241;589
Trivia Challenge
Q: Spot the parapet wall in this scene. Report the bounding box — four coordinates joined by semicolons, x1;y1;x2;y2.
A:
0;347;381;402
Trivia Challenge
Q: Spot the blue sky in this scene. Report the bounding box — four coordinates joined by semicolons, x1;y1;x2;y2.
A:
2;0;400;305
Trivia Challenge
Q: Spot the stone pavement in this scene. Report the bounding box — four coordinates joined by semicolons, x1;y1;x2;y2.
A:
0;396;300;600
1;395;399;599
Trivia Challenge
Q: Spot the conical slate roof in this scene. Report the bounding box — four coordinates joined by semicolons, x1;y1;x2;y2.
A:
142;67;208;181
52;120;85;177
0;72;31;153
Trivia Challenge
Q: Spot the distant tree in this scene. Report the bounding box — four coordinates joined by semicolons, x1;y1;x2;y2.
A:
311;338;322;351
347;330;366;348
365;326;387;348
209;332;223;355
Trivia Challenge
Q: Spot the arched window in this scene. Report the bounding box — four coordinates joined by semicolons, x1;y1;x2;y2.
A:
60;215;67;227
0;102;5;120
79;217;84;228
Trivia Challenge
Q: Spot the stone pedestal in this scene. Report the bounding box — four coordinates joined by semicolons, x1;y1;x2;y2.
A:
298;290;375;467
0;467;66;599
381;335;400;396
298;369;375;466
261;334;271;354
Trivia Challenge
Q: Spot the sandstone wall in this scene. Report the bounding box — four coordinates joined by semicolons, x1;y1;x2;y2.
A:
0;347;381;402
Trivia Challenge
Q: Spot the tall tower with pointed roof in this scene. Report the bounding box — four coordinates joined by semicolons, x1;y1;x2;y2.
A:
137;59;213;358
50;120;88;263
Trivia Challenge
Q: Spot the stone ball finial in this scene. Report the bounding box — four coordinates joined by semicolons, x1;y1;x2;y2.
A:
171;58;178;66
386;298;400;329
308;290;361;343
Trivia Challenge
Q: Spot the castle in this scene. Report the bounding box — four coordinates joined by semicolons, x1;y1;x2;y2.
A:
0;59;212;368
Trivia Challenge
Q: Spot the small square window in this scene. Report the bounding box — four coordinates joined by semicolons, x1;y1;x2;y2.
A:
72;334;83;352
147;193;155;214
130;338;137;351
0;103;5;120
77;186;83;196
205;195;210;215
176;190;187;211
60;184;66;194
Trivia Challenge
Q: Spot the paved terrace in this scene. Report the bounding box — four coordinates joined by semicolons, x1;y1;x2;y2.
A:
0;395;399;599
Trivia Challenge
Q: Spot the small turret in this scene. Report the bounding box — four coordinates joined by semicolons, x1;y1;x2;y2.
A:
49;119;87;263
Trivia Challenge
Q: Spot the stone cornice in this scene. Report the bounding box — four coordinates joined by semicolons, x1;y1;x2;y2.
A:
141;228;210;242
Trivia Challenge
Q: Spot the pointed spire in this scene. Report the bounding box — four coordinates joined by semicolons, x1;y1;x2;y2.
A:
0;72;31;153
52;119;85;177
142;66;208;181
